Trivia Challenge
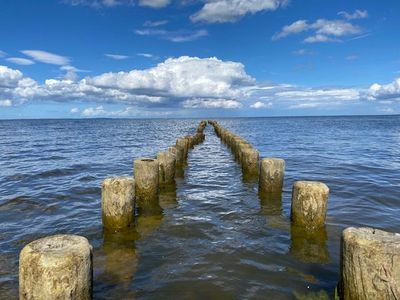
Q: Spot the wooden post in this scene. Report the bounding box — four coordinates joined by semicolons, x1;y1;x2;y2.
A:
259;158;285;194
340;227;400;300
102;176;135;231
134;158;160;215
19;235;93;300
156;151;176;185
290;181;329;229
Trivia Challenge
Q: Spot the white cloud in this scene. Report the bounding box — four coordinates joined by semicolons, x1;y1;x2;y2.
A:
5;57;35;65
88;56;254;99
0;56;254;109
0;50;7;58
191;0;288;23
70;107;80;113
135;28;208;42
0;99;12;107
273;18;362;43
143;20;169;27
137;53;154;58
82;105;107;116
60;65;88;81
105;54;130;60
311;19;361;37
275;88;360;101
304;34;338;43
64;0;134;8
338;9;368;20
139;0;170;8
272;20;308;40
250;101;272;108
183;98;242;109
21;50;70;65
289;102;321;109
0;65;25;88
292;49;315;56
367;78;400;101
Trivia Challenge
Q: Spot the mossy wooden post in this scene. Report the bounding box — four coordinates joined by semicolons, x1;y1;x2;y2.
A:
19;234;93;300
259;158;285;195
241;148;259;176
156;151;176;185
290;181;329;229
102;177;135;231
134;158;160;215
340;227;400;300
185;135;194;150
176;138;188;162
169;146;183;168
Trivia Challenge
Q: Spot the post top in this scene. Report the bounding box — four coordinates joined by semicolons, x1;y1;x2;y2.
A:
103;176;134;186
294;181;329;192
343;227;400;248
21;234;91;256
262;157;285;163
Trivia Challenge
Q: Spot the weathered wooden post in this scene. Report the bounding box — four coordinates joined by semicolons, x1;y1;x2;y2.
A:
134;158;161;215
19;234;93;300
259;158;285;194
241;147;259;176
156;151;176;185
340;227;400;300
290;181;329;229
169;146;183;168
102;176;135;231
176;138;188;162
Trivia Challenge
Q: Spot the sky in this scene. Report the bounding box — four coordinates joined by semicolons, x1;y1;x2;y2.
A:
0;0;399;119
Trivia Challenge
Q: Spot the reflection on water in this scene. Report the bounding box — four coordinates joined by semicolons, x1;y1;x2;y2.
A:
0;116;399;299
94;230;139;299
290;225;330;264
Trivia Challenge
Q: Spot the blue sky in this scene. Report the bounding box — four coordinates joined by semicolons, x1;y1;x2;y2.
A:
0;0;399;118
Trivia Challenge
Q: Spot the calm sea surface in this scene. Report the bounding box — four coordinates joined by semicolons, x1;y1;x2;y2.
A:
0;116;399;299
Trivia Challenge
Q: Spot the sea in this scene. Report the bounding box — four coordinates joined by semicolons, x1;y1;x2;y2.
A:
0;116;399;299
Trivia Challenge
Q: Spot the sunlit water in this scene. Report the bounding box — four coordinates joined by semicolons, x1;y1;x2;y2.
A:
0;116;399;299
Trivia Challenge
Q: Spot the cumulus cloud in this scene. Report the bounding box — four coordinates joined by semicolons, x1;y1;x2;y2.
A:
191;0;288;23
0;99;12;107
367;78;400;101
105;54;130;60
21;50;70;65
338;9;368;20
70;107;80;113
135;28;208;42
273;18;362;43
0;56;254;109
250;101;272;108
139;0;170;8
6;57;35;66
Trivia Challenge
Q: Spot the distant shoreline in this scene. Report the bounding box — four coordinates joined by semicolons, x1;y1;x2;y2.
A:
0;114;399;121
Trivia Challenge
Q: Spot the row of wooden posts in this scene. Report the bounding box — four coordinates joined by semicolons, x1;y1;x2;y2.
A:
19;121;207;300
18;120;399;300
209;120;400;300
